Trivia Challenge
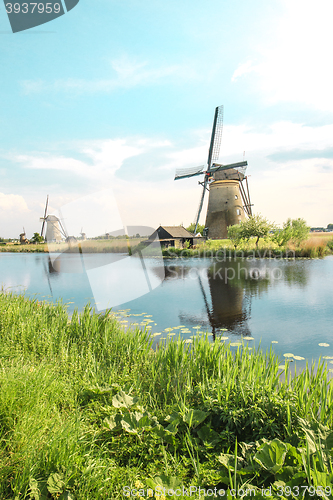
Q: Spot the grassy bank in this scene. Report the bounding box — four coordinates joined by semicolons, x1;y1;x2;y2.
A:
0;238;145;254
163;233;333;259
1;294;333;498
2;234;333;259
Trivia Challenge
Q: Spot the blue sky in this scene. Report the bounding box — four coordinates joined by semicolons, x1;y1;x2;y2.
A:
1;0;333;238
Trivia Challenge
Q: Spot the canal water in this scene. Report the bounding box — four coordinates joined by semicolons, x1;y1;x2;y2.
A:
0;252;333;370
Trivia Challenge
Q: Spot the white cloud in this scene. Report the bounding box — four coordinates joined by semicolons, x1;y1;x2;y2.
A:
21;55;197;94
17;139;149;179
231;60;257;82
250;0;333;110
16;138;175;186
220;122;333;157
0;193;29;212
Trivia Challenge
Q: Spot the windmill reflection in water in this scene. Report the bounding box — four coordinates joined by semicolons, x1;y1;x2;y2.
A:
163;261;271;340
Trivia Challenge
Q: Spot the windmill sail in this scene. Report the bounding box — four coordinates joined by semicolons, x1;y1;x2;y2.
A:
207;105;223;169
210;161;247;175
194;105;224;232
41;195;49;237
174;165;205;180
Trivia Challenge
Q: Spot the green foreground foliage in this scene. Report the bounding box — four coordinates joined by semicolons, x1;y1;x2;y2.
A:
1;294;333;499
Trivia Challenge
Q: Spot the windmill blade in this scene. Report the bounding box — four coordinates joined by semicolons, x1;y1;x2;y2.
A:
207;105;223;169
238;179;251;216
57;209;69;240
210;160;248;175
41;195;49;237
194;176;209;232
174;165;205;180
245;176;253;216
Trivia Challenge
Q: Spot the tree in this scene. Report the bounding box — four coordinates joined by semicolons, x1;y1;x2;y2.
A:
273;218;310;247
327;224;333;230
227;224;243;248
238;214;275;248
30;232;44;244
186;223;204;235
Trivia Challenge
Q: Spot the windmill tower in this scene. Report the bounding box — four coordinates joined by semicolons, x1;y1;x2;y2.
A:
174;106;252;239
19;227;29;244
40;195;67;242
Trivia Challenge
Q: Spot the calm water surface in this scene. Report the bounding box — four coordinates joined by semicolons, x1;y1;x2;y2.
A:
1;252;333;369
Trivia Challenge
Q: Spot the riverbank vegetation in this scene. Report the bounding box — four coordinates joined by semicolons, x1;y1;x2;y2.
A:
163;232;333;259
1;293;333;498
0;237;145;254
1;232;332;259
1;216;332;259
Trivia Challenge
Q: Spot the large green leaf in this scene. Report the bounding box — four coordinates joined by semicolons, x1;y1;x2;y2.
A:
197;425;221;447
217;453;245;471
311;469;333;488
254;439;288;474
104;414;122;432
28;478;48;500
120;411;153;434
183;409;208;428
112;390;138;409
146;475;183;497
165;412;181;425
47;472;65;494
153;424;177;444
59;493;75;500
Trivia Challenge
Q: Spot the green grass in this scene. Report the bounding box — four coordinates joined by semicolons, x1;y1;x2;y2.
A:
163;234;333;259
0;238;145;254
0;293;333;498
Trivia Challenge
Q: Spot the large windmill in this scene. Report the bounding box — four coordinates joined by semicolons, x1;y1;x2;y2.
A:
40;195;67;242
174;105;252;239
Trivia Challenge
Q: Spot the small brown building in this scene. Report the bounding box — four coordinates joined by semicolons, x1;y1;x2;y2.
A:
149;226;195;249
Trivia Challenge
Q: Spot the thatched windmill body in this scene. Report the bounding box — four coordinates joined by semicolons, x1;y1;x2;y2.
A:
175;106;252;239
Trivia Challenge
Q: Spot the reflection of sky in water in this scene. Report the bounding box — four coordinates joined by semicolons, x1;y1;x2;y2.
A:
0;253;333;368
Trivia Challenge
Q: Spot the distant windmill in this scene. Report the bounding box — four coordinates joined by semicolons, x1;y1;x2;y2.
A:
174;105;252;239
19;227;29;244
40;195;67;242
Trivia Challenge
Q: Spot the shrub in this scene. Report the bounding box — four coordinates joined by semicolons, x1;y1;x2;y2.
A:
273;218;310;247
